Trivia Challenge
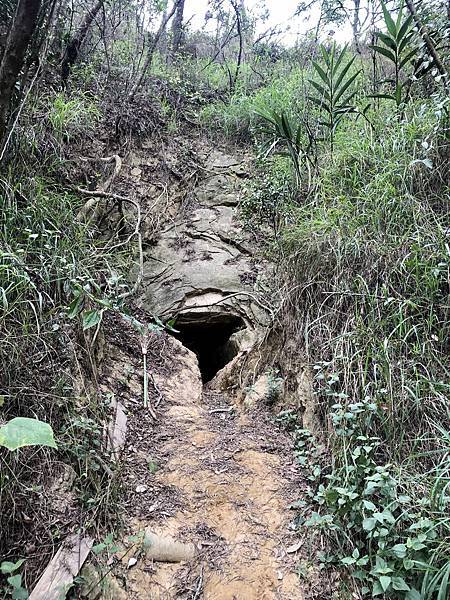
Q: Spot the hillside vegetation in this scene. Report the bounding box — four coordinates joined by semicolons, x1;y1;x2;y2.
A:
0;0;448;598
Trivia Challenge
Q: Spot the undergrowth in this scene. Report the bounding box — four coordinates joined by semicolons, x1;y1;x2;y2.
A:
205;35;450;598
0;93;128;590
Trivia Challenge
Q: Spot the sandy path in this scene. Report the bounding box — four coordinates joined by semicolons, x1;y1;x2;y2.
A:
99;336;305;600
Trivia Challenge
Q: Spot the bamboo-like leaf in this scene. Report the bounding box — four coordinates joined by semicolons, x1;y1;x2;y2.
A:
334;55;356;92
334;44;348;73
255;109;277;126
381;0;398;37
399;48;417;69
321;44;331;66
309;79;330;100
396;0;405;29
395;82;403;104
281;113;293;139
371;44;396;63
335;71;360;105
307;95;331;113
368;92;396;101
398;33;412;55
397;14;414;42
377;31;397;50
312;60;330;86
335;105;356;115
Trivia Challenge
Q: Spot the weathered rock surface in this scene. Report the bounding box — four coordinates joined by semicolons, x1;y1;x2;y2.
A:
138;149;266;331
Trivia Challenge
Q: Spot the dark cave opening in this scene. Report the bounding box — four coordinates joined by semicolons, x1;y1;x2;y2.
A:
173;313;246;383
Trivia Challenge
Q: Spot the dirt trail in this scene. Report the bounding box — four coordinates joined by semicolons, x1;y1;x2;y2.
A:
98;332;305;600
90;145;307;599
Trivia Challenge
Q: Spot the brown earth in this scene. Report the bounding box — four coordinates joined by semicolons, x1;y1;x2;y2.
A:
78;144;328;600
88;312;310;600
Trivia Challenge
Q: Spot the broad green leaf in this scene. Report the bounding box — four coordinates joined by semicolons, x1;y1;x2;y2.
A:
391;543;407;558
7;574;22;588
0;417;57;451
82;309;102;330
12;588;28;600
67;293;84;319
1;559;25;574
392;576;410;591
405;589;422;599
363;517;377;531
372;581;384;596
379;575;392;591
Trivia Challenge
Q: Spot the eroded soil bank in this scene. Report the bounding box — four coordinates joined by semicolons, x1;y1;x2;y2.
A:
82;147;312;599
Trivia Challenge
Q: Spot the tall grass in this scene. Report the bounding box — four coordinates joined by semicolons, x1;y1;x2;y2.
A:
199;63;307;140
273;100;450;595
0;91;125;586
205;52;449;594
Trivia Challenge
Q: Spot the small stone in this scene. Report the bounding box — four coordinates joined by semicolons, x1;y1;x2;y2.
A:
127;557;138;568
135;485;147;493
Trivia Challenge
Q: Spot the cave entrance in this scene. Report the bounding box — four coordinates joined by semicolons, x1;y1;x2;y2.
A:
173;313;246;383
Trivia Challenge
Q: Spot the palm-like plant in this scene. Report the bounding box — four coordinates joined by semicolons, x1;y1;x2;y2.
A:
370;0;417;107
256;108;304;186
308;43;361;151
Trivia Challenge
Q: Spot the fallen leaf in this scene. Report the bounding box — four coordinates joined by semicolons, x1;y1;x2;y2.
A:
286;541;302;554
127;557;138;568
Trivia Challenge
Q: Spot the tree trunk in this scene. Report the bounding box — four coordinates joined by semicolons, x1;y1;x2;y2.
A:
128;0;180;101
61;0;104;83
404;0;448;79
352;0;361;53
0;0;42;143
230;0;244;93
171;0;185;56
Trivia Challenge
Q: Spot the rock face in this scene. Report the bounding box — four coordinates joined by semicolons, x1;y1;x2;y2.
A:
138;149;267;336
